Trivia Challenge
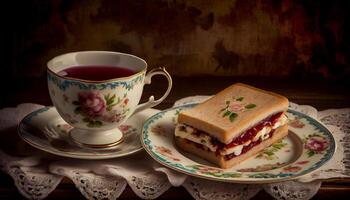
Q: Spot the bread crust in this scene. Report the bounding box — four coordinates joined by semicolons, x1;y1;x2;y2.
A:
178;83;289;144
175;125;288;169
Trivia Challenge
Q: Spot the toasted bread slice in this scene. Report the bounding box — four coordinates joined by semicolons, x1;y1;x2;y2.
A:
175;125;288;169
178;83;288;144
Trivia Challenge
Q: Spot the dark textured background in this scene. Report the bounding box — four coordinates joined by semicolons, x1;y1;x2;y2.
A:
1;1;350;198
5;0;349;80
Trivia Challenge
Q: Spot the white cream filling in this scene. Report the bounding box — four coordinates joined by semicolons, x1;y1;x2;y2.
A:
273;114;288;129
175;125;217;152
221;140;252;156
175;114;287;156
252;126;272;142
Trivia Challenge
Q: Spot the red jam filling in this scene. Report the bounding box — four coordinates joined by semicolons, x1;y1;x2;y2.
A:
213;112;282;149
181;112;283;152
224;130;274;160
184;130;275;161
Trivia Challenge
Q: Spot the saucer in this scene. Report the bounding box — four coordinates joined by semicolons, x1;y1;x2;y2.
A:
142;103;336;183
18;107;159;159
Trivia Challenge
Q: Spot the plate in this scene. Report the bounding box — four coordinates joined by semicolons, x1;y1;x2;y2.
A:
18;107;159;159
141;103;336;183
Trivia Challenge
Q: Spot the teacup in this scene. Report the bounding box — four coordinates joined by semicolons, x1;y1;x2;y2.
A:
47;51;172;148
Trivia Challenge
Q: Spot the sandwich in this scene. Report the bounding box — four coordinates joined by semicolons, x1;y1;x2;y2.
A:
175;83;289;169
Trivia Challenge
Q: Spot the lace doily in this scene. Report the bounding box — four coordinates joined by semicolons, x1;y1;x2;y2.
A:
0;99;349;200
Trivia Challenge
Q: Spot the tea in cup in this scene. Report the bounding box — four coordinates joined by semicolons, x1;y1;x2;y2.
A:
47;51;172;148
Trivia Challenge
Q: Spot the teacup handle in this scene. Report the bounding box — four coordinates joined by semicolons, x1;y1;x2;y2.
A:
132;67;172;115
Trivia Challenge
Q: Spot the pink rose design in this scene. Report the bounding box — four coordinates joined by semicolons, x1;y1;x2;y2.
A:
78;92;106;117
156;146;180;161
63;124;73;129
305;136;329;153
196;165;222;173
296;161;309;165
151;125;166;136
283;166;301;173
156;146;172;155
124;98;129;105
289;119;305;128
229;103;245;112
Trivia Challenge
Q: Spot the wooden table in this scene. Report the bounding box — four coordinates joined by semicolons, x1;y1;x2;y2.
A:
1;76;350;199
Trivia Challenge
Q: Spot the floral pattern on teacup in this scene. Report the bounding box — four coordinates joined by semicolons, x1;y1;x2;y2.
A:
47;71;144;91
304;134;329;157
77;91;106;117
119;125;137;135
73;91;130;127
219;96;256;122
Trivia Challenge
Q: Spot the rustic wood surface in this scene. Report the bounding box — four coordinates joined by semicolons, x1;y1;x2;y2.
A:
1;76;349;199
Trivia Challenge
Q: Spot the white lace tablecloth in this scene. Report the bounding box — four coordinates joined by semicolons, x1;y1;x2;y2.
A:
0;96;349;200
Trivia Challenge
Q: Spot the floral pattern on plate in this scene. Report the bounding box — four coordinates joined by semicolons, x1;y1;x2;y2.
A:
142;103;336;183
151;125;167;136
237;162;286;172
289;118;306;128
188;165;242;178
256;141;288;160
155;146;181;162
304;134;329;157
